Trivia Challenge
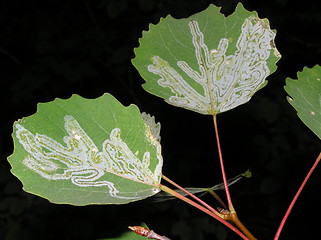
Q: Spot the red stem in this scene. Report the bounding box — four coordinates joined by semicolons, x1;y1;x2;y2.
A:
213;114;235;212
162;175;222;216
159;184;249;240
274;152;321;240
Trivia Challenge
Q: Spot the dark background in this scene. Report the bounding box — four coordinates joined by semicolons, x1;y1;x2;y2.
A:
1;0;321;239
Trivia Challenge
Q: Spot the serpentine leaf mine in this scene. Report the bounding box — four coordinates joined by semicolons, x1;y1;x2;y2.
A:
147;16;279;114
15;115;162;200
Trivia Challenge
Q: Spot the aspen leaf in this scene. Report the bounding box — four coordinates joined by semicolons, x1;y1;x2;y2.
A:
285;65;321;140
8;94;163;205
132;3;281;114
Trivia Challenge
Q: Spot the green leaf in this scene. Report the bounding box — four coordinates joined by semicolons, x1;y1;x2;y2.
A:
285;65;321;140
132;3;281;115
8;94;163;205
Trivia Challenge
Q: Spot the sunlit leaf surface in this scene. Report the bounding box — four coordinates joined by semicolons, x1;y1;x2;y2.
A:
285;65;321;140
8;94;163;205
132;3;281;114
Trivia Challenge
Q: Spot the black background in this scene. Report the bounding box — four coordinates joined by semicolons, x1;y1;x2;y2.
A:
1;0;321;239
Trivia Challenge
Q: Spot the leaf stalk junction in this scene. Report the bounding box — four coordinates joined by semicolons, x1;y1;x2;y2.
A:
159;177;250;240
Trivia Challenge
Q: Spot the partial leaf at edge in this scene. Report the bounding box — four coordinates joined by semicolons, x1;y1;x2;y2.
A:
132;3;281;115
8;93;163;205
285;65;321;140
